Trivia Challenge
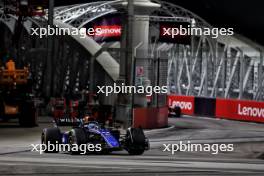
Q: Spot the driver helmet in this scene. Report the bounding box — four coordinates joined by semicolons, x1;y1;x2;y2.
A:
83;115;95;123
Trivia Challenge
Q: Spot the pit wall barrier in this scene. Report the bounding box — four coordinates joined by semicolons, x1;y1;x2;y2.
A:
194;97;216;117
216;99;264;123
133;107;168;129
168;95;264;123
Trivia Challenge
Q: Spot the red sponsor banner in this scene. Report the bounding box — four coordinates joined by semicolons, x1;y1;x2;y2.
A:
93;25;121;37
216;99;264;123
167;95;195;115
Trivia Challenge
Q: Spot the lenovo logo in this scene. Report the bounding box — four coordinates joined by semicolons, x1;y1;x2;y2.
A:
238;104;264;118
93;25;121;37
170;101;192;110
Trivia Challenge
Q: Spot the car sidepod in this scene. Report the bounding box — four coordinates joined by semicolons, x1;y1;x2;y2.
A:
99;129;120;149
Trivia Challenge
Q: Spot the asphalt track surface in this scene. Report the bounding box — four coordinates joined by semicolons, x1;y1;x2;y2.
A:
1;116;264;175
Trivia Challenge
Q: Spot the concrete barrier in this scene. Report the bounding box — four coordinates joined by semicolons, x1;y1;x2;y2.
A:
167;95;195;115
216;98;264;123
168;94;264;123
194;97;216;117
133;107;168;129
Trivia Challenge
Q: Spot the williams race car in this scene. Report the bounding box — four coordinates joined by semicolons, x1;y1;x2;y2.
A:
41;119;149;155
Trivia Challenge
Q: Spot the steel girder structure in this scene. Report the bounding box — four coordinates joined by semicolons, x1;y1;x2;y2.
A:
1;1;263;101
52;1;120;28
150;0;264;101
0;2;119;100
45;1;120;100
0;13;90;97
52;0;264;101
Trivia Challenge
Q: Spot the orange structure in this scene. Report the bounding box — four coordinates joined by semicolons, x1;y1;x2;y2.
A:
6;59;16;71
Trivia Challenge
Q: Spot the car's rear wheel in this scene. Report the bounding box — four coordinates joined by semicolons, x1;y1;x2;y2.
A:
41;127;61;153
125;128;147;155
69;128;87;154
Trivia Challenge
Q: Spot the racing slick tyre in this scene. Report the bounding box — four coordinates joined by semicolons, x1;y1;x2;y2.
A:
69;128;87;155
173;106;181;117
19;101;38;127
41;127;61;153
125;128;147;155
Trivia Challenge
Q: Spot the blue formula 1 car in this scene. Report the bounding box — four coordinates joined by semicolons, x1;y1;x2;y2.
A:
41;120;149;155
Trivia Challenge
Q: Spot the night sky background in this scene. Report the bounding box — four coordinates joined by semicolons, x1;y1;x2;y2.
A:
56;0;264;45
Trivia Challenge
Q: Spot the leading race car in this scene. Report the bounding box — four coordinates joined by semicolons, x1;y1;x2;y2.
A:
41;118;149;155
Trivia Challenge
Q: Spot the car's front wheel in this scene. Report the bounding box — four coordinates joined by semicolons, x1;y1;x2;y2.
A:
41;127;61;153
125;128;148;155
69;128;87;154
